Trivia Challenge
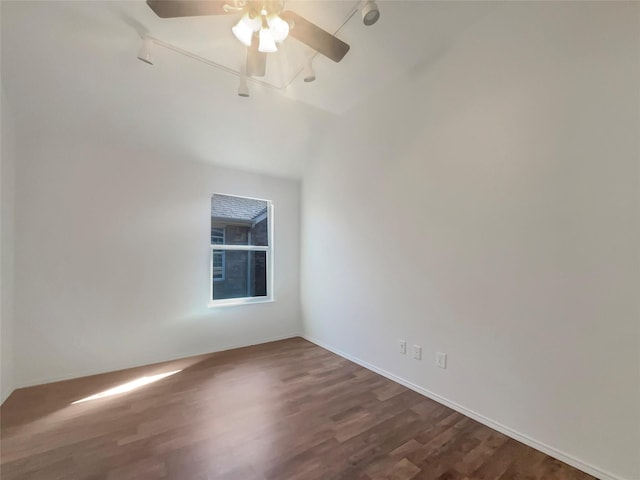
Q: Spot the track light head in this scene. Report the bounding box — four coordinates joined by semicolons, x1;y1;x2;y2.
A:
361;0;380;26
137;36;154;65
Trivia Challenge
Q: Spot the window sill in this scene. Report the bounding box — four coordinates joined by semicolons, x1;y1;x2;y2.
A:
208;297;275;308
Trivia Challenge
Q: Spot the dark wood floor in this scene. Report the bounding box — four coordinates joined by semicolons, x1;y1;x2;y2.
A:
1;338;595;480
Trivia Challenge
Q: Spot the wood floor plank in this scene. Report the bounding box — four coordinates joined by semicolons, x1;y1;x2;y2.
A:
1;338;596;480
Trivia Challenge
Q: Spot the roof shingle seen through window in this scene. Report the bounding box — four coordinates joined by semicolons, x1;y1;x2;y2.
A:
211;194;267;221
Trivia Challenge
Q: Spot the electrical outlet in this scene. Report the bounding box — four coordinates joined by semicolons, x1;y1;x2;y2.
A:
413;345;422;360
399;340;406;355
436;352;447;369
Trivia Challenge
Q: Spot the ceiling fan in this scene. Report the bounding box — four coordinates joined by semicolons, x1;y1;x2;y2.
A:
145;0;359;79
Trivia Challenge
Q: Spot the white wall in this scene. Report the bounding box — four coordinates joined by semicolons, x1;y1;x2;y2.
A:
301;3;639;480
1;87;17;403
13;136;301;387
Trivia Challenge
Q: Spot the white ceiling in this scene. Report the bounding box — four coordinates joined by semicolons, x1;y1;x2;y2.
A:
1;1;498;178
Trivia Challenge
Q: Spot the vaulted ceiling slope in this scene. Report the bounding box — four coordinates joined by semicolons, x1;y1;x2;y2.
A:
1;1;497;179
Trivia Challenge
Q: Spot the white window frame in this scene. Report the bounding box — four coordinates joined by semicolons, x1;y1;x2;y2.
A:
209;195;274;308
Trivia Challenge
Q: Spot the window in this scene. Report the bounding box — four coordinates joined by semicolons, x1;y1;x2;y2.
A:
211;227;225;281
210;194;272;306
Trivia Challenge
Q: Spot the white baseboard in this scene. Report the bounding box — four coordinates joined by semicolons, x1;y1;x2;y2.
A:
302;335;625;480
14;332;301;390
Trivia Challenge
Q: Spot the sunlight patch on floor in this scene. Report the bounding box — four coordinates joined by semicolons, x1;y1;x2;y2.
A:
71;370;182;404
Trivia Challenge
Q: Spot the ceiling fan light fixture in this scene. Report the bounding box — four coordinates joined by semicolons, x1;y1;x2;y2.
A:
243;11;262;32
258;28;277;53
362;0;380;26
267;14;289;43
137;36;154;65
232;17;254;46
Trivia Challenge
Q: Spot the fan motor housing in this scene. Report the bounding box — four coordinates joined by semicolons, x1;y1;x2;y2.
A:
245;0;285;17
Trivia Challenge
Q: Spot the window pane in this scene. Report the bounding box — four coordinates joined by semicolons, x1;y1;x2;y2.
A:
212;251;225;281
211;227;225;245
211;194;268;246
212;250;267;301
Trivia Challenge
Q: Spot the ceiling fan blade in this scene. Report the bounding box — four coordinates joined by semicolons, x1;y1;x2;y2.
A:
246;41;266;77
146;0;233;18
280;10;350;63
